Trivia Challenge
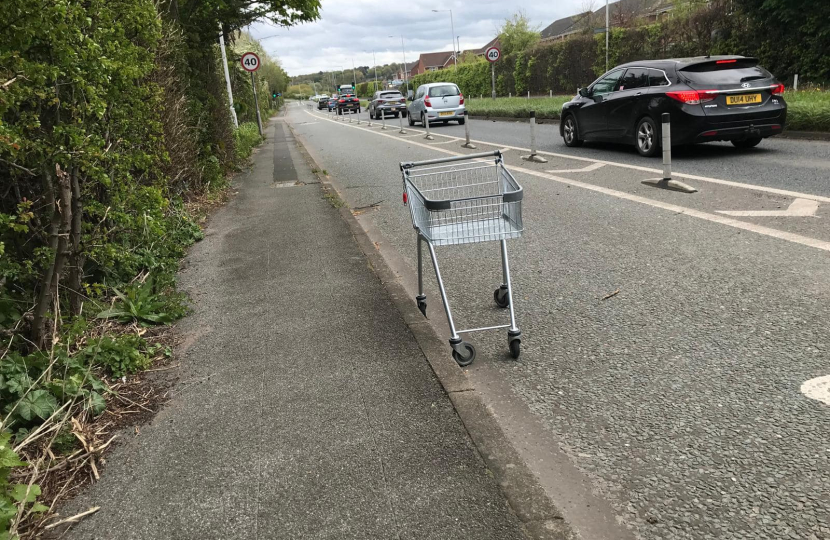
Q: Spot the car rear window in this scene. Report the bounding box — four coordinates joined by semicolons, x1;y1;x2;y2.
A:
380;92;402;99
680;61;773;85
428;85;460;97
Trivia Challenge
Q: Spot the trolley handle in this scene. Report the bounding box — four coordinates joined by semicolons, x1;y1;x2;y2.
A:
400;150;502;171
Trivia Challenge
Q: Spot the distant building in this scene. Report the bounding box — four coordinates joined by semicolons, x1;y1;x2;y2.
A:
541;0;675;42
395;61;418;81
410;51;455;76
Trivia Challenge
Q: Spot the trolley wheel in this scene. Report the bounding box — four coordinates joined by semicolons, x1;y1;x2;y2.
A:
416;298;427;317
509;338;521;360
493;286;510;308
452;342;476;367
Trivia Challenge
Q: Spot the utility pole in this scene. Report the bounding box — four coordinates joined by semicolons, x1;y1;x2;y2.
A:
432;10;457;70
373;50;378;92
217;23;238;128
352;58;357;89
390;35;409;96
605;0;610;73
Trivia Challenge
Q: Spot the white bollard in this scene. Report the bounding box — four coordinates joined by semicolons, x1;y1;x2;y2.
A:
527;90;530;99
461;111;476;149
381;112;387;130
423;114;434;140
550;89;553;98
509;92;512;98
521;110;548;163
399;112;406;134
641;113;697;193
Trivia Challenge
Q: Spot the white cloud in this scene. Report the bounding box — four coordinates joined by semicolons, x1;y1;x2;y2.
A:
248;0;587;76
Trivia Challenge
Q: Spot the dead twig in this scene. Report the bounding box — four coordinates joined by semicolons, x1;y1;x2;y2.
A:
601;288;621;301
42;506;101;530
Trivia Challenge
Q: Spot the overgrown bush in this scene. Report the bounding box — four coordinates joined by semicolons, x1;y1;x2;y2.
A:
234;123;265;161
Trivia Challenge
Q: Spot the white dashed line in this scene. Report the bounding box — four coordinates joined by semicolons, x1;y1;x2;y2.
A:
801;376;830;406
547;162;606;174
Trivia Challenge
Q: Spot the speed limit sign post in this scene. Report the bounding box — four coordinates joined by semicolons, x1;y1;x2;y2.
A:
485;46;500;100
241;52;264;137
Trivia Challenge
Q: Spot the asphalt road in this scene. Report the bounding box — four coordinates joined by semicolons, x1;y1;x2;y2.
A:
290;103;830;540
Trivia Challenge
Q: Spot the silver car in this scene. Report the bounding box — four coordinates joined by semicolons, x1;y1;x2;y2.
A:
407;82;466;127
368;90;407;119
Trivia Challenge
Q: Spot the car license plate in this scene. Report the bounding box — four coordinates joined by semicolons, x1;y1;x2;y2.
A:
727;94;761;106
439;111;454;117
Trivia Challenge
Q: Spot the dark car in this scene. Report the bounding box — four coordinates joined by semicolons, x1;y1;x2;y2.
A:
336;93;361;115
368;90;407;119
316;96;329;110
560;56;786;156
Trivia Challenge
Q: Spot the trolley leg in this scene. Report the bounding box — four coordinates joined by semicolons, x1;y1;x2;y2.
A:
416;236;427;317
500;239;522;359
494;240;510;307
426;242;459;341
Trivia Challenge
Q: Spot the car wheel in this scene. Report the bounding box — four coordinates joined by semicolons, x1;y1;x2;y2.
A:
421;113;428;127
635;117;659;157
562;115;583;147
394;113;400;118
458;118;465;125
408;112;415;127
731;137;762;149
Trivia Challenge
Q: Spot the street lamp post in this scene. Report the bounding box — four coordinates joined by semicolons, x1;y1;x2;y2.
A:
389;35;409;95
606;0;610;73
432;9;457;70
351;58;357;89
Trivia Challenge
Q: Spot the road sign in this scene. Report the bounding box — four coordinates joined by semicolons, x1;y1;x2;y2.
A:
240;52;261;72
485;47;501;63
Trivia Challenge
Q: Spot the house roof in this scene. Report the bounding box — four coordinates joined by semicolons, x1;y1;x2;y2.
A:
542;0;674;40
540;13;586;40
419;51;454;69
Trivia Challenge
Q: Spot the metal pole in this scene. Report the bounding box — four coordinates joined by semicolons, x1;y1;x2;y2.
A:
450;10;457;70
251;71;263;137
426;242;459;340
662;112;671;180
461;111;476;149
399;112;406;134
381;111;387;130
606;0;610;73
373;50;378;92
352;58;357;88
218;24;238;128
491;62;496;99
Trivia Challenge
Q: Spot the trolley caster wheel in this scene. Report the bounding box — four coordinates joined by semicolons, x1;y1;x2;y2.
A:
509;339;521;359
493;286;510;308
416;295;427;317
451;342;476;367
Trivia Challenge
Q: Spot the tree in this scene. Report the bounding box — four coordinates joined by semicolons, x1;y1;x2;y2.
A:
498;11;541;57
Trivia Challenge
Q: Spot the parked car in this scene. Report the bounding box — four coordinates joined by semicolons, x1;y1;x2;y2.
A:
408;83;466;127
560;56;786;156
368;90;406;119
336;93;360;115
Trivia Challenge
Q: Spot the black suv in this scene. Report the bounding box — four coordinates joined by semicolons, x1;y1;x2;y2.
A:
336;94;361;115
560;56;786;156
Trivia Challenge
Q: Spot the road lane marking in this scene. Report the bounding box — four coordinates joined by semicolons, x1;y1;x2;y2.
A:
718;198;819;217
547;162;606;174
299;109;830;253
801;376;830;406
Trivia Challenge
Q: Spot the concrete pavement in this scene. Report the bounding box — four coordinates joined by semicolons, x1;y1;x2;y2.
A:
56;120;530;539
289;102;830;540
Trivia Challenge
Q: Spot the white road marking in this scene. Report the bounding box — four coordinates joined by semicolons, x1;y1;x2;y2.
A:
428;139;459;145
718;198;819;217
801;375;830;406
300;109;830;253
547;162;606;174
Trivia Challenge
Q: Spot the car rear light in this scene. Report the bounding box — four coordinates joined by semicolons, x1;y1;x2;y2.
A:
424;96;432;107
698;90;718;103
400;98;405;103
716;59;737;64
701;130;718;137
666;90;702;105
771;83;785;96
339;99;345;103
771;124;782;130
459;93;465;105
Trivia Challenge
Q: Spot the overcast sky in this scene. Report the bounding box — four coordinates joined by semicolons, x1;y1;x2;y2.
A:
248;0;588;77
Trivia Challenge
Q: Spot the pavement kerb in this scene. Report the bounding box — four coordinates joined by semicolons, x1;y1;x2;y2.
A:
284;118;580;540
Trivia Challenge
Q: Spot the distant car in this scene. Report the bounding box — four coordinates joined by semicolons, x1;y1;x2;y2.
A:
560;56;787;157
368;90;407;119
408;83;465;127
317;97;329;110
336;93;361;115
327;97;338;111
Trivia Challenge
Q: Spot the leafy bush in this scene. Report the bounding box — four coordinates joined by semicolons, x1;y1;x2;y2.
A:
82;335;151;378
465;96;572;119
234;123;264;161
1;432;47;536
97;277;188;326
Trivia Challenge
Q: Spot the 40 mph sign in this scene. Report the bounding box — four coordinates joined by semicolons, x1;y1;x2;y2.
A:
241;52;261;72
485;47;501;63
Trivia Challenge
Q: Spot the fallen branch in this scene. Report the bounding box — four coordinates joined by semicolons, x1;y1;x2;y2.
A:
601;288;620;301
43;506;101;530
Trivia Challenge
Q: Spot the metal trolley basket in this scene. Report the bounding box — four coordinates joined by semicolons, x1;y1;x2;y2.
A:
400;150;523;366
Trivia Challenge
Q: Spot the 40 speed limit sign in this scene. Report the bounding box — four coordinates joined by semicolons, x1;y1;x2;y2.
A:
240;52;261;72
485;46;501;63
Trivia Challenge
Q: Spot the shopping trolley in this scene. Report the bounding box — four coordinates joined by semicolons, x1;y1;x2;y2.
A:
400;150;523;366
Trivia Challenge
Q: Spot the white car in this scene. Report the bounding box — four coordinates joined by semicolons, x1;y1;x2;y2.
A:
407;83;466;126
